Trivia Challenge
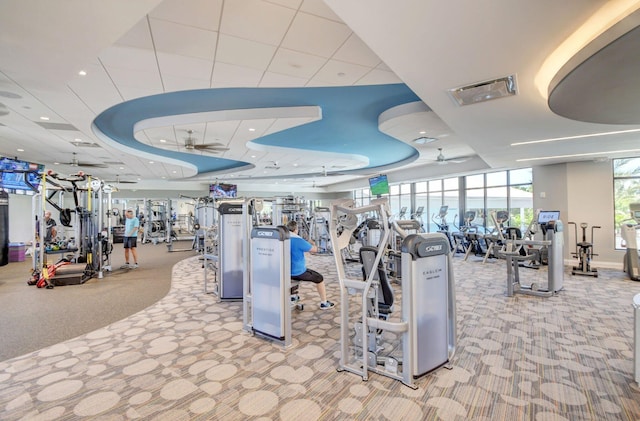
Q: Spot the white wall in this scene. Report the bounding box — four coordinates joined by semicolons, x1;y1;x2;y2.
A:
533;161;623;268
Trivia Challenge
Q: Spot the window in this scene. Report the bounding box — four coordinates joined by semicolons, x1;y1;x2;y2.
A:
613;157;640;248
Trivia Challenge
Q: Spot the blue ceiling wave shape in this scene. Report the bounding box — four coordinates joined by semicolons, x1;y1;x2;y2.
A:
91;84;422;177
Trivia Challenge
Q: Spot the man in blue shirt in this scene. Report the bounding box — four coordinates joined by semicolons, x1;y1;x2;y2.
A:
286;220;334;309
122;209;140;269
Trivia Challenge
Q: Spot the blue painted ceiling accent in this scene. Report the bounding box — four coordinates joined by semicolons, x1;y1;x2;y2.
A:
92;84;421;175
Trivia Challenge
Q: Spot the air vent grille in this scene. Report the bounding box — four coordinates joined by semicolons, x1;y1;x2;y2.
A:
449;75;517;106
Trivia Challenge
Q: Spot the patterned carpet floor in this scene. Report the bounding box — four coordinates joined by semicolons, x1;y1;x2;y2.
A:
1;252;639;420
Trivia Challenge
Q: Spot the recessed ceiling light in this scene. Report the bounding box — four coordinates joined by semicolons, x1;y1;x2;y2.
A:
149;161;154;164
516;148;640;162
159;139;167;143
293;163;298;167
419;131;426;135
74;138;83;142
511;128;640;146
119;167;124;170
40;116;50;121
53;162;60;165
78;70;87;76
251;155;256;158
17;148;24;152
248;128;256;132
172;170;177;173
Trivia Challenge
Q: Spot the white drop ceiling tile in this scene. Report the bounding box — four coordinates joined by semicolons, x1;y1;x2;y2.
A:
162;75;212;92
265;0;303;10
67;63;125;113
108;66;163;92
205;120;241;141
114;18;153;49
268;48;326;79
311;59;370;86
216;34;277;71
211;62;263;87
376;62;392;72
149;0;223;31
157;52;213;80
259;71;308;87
221;0;295;46
355;68;402;85
304;78;341;87
150;18;217;60
333;34;382;67
282;12;351;58
100;45;158;73
117;82;163;101
299;0;342;21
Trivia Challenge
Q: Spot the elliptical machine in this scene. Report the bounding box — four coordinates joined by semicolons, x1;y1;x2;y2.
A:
568;221;601;277
621;203;640;281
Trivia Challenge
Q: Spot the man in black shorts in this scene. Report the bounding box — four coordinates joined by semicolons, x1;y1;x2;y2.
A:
121;209;139;269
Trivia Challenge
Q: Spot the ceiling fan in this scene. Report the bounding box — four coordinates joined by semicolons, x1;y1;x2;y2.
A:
435;148;473;165
264;161;281;170
183;130;229;153
67;152;108;168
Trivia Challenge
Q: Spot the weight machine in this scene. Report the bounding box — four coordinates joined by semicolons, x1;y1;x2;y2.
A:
204;198;265;300
244;225;302;348
141;199;168;244
329;198;456;389
30;171;111;287
502;212;564;297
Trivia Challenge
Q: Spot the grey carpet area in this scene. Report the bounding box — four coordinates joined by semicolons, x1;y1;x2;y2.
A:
0;251;639;420
0;241;196;362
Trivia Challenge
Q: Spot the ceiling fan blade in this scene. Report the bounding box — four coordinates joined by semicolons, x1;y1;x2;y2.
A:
193;144;229;151
77;162;108;168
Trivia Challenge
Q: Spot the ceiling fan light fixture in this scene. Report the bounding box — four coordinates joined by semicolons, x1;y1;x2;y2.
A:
449;75;517;106
413;136;437;145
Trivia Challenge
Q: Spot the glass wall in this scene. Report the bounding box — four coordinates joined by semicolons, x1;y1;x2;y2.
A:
352;168;533;237
613;157;640;248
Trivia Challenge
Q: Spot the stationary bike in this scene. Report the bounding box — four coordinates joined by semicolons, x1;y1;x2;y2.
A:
568;221;600;277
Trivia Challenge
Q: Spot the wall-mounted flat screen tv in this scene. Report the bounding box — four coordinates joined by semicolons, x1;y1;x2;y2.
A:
369;174;389;196
0;156;44;193
210;183;238;198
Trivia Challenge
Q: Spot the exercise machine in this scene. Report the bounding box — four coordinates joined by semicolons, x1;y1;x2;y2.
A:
31;171;110;287
431;205;454;251
503;211;564;297
244;225;301;348
207;199;246;300
568;221;601;277
309;206;332;254
483;210;510;263
329;198;456;388
621;203;640;281
140;199;169;244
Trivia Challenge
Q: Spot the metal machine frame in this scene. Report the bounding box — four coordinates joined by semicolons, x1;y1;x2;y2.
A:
330;199;456;388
